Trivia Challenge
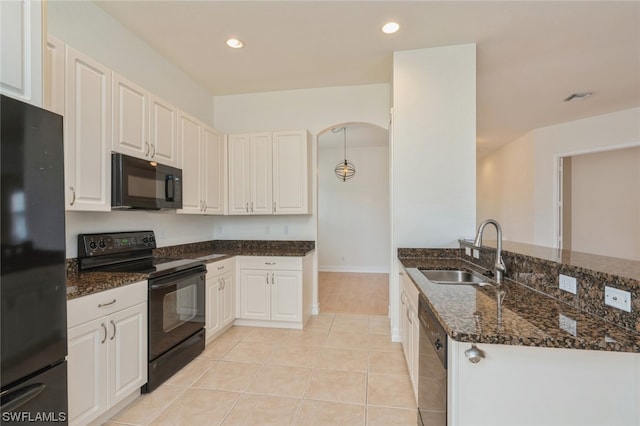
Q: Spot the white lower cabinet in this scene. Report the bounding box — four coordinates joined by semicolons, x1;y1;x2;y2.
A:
67;281;147;426
235;254;313;329
205;258;235;340
450;341;640;426
399;263;419;402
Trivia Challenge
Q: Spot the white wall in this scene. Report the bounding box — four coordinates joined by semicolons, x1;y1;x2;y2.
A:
569;146;640;260
213;83;391;240
47;1;218;257
47;0;213;125
318;146;390;273
479;107;640;248
477;132;535;243
392;45;477;249
391;45;477;341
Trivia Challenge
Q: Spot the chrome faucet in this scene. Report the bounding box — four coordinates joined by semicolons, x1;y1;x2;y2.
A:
473;219;506;284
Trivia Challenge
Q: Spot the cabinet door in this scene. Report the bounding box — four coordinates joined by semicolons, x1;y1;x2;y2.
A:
65;46;111;211
410;302;419;399
44;36;64;115
239;269;271;320
228;133;251;215
206;275;221;339
271;270;302;322
220;272;235;327
112;73;148;160
250;132;273;214
202;127;227;215
272;130;309;214
107;303;147;407
0;0;43;106
149;94;178;167
177;110;203;214
68;318;107;426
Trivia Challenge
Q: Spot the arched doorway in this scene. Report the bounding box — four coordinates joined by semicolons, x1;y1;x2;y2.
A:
316;122;390;314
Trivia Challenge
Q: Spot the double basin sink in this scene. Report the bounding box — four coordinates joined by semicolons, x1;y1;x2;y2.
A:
419;269;492;286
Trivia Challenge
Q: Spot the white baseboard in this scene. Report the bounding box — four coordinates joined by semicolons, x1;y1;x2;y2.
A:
318;265;390;274
312;303;320;315
391;327;402;343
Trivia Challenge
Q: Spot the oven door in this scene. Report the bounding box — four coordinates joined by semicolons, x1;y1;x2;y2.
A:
148;267;205;361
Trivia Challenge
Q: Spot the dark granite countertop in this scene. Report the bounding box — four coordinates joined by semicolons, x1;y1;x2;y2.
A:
400;257;640;353
66;241;315;300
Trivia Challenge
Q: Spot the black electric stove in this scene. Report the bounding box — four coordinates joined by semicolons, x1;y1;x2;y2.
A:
77;230;204;278
77;230;207;393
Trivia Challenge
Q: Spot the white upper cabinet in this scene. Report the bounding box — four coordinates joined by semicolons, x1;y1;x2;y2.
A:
177;110;226;215
113;74;179;167
0;0;43;107
250;132;273;215
44;36;64;115
112;73;147;160
228;130;310;216
272;130;311;214
177;110;203;214
65;46;112;211
149;94;179;167
202;127;227;215
228;133;252;215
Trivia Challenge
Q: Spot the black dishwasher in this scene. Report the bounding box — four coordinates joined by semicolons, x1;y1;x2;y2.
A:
418;294;447;426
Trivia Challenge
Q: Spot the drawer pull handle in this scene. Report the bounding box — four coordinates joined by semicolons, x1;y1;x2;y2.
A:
98;299;116;308
217;266;224;270
100;323;107;344
265;262;276;265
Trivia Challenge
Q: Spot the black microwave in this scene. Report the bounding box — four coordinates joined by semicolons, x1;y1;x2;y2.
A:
112;153;183;210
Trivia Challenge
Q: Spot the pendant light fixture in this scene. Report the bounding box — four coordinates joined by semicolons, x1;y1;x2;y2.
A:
333;127;356;181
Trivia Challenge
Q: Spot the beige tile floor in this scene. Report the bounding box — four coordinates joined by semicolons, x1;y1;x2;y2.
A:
319;272;389;315
106;314;416;426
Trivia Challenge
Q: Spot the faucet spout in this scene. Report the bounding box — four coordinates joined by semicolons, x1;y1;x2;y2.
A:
473;219;506;284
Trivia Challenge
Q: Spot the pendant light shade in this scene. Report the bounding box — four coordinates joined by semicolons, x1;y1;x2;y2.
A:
333;127;356;181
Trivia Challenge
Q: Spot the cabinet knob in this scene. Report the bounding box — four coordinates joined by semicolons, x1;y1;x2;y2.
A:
464;345;485;363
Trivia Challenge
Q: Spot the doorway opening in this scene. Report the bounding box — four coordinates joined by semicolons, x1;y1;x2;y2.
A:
316;122;390;315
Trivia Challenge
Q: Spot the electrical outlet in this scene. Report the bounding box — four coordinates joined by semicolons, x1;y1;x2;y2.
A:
605;286;631;312
559;274;577;294
559;313;577;336
465;247;471;256
473;249;480;259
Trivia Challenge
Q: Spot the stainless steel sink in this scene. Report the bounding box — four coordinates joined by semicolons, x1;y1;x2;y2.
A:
418;269;491;286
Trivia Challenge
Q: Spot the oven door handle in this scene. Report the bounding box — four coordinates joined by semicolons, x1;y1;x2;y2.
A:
150;281;180;291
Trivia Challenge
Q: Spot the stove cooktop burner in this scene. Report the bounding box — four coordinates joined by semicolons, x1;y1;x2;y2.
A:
93;256;205;279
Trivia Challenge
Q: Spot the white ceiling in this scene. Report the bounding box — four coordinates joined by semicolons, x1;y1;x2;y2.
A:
96;1;640;154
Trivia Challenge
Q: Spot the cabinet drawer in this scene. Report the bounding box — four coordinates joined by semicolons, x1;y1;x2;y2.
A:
67;281;147;328
236;256;302;271
206;257;235;275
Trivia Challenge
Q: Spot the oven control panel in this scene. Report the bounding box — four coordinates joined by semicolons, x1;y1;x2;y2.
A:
78;230;156;257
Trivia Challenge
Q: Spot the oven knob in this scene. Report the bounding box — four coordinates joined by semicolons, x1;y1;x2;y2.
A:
89;241;97;250
98;240;106;249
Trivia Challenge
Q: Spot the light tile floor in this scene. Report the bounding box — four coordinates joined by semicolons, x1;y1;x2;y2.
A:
106;314;417;426
319;272;389;315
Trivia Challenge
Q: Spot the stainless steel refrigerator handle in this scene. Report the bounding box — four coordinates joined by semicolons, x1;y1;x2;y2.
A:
101;323;107;344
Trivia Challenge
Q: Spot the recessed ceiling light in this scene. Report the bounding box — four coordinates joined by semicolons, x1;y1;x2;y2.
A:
382;22;400;34
563;92;593;102
226;38;244;49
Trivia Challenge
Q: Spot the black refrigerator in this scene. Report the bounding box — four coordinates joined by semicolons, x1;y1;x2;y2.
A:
1;95;68;424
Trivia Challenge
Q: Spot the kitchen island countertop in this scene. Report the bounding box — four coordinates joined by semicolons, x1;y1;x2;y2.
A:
401;257;640;353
